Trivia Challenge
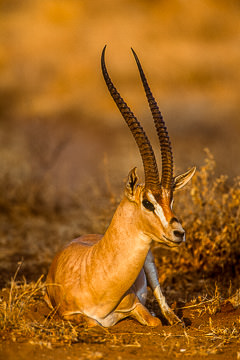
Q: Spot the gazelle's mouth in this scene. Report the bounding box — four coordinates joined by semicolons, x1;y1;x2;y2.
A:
163;234;183;245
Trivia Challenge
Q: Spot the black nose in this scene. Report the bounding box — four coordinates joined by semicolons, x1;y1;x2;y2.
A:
173;230;185;240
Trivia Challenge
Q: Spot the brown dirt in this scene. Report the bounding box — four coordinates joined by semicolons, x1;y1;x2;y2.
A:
1;287;240;360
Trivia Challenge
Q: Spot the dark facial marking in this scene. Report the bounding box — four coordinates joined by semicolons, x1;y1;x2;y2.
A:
170;217;179;225
142;199;155;212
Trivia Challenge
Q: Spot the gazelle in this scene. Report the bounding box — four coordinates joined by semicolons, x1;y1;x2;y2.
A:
45;46;196;327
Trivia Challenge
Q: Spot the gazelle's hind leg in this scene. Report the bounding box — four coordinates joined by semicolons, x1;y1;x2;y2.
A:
114;275;161;327
101;270;161;327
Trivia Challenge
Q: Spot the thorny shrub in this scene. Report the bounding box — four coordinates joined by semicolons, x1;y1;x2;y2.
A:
159;150;240;278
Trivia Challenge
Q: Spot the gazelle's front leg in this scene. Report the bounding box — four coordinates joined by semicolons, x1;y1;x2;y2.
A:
144;249;182;325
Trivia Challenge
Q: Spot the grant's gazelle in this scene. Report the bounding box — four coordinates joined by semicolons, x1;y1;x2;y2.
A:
45;47;195;327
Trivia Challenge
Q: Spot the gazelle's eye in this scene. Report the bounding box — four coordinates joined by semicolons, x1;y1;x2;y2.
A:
142;199;155;212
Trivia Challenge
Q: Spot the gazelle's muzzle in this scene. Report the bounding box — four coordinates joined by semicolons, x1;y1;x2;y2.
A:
173;230;185;243
164;218;185;245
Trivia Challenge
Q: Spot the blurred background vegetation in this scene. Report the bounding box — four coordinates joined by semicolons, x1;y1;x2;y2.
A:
0;0;239;288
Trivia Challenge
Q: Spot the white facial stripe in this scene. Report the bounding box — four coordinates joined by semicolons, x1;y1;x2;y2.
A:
155;204;168;229
147;192;168;228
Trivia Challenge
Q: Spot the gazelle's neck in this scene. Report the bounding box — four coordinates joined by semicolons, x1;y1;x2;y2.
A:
92;196;151;300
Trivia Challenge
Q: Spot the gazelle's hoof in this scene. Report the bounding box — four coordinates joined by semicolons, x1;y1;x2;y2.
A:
131;303;162;327
148;316;161;327
166;312;184;327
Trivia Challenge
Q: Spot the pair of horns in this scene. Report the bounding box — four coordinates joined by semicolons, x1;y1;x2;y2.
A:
101;46;173;192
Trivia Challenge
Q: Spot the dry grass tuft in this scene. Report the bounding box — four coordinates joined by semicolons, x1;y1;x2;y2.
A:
179;284;223;316
1;271;240;356
0;275;150;347
185;149;240;273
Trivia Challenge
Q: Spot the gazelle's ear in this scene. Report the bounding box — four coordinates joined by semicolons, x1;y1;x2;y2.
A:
173;166;196;191
125;167;139;200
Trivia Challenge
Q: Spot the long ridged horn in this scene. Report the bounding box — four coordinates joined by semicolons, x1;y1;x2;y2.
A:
131;48;173;190
101;46;160;191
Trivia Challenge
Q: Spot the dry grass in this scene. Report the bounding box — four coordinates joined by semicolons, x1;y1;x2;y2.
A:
185;150;240;273
1;276;240;358
0;274;149;347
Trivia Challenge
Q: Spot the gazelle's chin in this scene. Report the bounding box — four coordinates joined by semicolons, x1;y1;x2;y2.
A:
152;234;184;248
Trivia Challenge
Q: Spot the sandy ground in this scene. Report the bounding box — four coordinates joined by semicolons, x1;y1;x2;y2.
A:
1;294;240;360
